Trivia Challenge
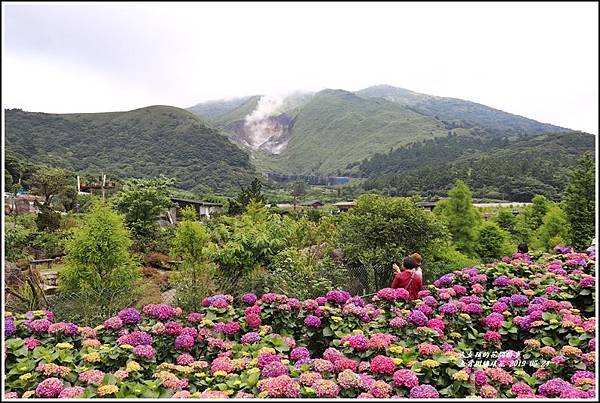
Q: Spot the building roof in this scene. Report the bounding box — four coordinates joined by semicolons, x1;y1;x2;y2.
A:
416;201;437;208
333;201;355;206
301;200;323;206
170;197;223;207
17;194;45;202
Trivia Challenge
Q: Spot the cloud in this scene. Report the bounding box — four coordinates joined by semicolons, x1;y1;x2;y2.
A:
2;2;598;133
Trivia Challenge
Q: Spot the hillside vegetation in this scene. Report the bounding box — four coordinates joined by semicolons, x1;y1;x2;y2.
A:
5;106;257;194
188;85;572;178
193;89;450;175
358;131;595;201
357;84;568;136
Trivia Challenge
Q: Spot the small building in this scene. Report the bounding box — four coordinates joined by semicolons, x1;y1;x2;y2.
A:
4;193;45;214
168;197;224;222
416;201;437;211
301;200;324;208
333;201;355;212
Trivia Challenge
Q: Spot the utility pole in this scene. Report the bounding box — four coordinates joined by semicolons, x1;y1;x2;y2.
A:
102;173;106;199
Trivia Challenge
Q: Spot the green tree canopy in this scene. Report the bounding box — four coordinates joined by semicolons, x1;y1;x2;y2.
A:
170;206;214;311
112;176;174;248
30;167;72;204
209;201;287;294
58;202;140;324
475;221;511;261
434;179;481;256
337;194;447;291
534;205;571;252
493;209;517;237
60;202;139;293
563;153;595;250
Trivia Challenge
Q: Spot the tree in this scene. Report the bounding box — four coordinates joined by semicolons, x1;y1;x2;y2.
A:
337;194;447;292
209;201;287;294
229;178;267;215
513;195;551;244
434;180;481;256
58;201;140;324
239;178;267;207
57;186;80;212
475;221;511;261
112;176;174;250
494;209;517;236
35;202;61;232
563;153;595;250
30;168;71;204
170;207;213;311
291;180;307;209
534;205;571;252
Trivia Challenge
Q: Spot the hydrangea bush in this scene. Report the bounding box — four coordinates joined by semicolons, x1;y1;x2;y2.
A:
3;251;596;398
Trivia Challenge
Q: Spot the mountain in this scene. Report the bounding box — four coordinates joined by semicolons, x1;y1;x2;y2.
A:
187;96;258;120
190;89;450;174
5;106;257;195
357;84;569;136
188;85;572;176
359;131;595;201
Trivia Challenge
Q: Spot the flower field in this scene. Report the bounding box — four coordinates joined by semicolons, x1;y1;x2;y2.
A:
4;250;596;399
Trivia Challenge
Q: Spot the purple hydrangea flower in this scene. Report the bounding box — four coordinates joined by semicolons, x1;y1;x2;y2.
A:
117;331;153;346
493;275;510;287
464;303;483;315
439;303;459;315
133;344;156;359
580;277;594;288
261;361;289;377
304;315;321;328
538;378;572;397
326;290;351;304
241;332;261;344
224;321;240;335
117;308;141;324
28;319;52;333
241;293;257;305
510;294;529;306
5;317;16;337
409;384;439;398
407;310;428;326
174;334;194;350
290;347;311;361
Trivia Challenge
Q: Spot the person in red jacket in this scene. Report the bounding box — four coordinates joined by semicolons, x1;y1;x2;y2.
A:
391;256;423;300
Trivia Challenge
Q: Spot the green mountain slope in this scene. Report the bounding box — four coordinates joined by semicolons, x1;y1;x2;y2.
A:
188;85;571;176
265;89;449;174
192;89;450;175
359;131;595;201
5;106;257;194
357;84;569;135
208;96;261;127
187;96;257;120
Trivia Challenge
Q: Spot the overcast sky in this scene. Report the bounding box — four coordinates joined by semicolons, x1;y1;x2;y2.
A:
2;2;598;133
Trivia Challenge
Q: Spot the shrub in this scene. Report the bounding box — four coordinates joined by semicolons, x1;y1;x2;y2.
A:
563;153;595;250
112;176;174;251
170;206;214;311
475;221;512;261
5;226;32;262
433;180;481;256
421;240;479;284
534;205;571;252
338;194;447;290
30;231;70;258
35;202;62;232
4;251;595;399
57;201;141;324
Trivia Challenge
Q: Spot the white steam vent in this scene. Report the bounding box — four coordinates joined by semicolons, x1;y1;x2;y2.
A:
243;96;285;150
